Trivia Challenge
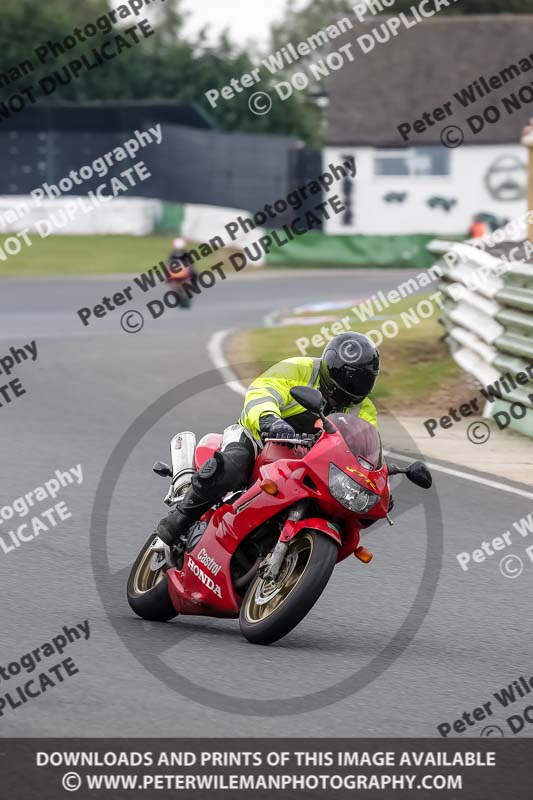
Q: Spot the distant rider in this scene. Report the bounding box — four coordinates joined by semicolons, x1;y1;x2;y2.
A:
168;237;198;286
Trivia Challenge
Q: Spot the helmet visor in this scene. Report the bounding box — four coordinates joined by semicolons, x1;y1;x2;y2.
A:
327;365;377;405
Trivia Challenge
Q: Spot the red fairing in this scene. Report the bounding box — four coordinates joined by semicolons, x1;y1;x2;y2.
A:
167;526;241;617
252;441;307;481
166;418;391;618
279;517;343;546
167;265;191;282
194;433;223;470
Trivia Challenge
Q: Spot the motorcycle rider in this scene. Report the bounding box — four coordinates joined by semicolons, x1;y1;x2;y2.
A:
157;332;380;548
168;236;199;287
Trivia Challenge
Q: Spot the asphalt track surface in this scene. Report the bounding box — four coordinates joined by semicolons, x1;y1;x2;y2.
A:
1;269;532;738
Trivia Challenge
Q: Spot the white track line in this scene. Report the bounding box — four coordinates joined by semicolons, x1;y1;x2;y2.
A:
264;310;282;328
386;451;533;501
207;329;246;396
208;329;533;500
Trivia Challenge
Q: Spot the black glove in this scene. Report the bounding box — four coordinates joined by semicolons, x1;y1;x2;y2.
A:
260;415;296;440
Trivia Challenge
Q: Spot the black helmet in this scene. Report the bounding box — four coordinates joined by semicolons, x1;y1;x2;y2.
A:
319;333;380;409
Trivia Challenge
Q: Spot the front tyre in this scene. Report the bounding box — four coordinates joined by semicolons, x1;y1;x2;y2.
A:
127;534;178;621
239;531;338;645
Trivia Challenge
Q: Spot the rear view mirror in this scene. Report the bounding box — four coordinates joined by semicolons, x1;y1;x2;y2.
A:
406;461;432;489
290;386;324;414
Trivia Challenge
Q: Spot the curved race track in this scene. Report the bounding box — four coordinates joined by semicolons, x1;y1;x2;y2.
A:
1;269;532;738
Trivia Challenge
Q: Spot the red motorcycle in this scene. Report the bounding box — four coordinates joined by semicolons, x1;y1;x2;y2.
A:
166;237;198;309
127;387;432;645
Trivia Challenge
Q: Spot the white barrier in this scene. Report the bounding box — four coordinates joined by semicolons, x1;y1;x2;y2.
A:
428;232;533;437
0;196;162;236
181;204;266;266
0;197;265;262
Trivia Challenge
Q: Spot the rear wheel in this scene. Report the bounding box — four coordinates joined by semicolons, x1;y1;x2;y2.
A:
127;534;178;621
178;288;191;308
239;531;338;645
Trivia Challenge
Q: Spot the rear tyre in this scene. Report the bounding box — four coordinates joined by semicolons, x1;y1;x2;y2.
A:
178;290;191;309
239;530;338;645
127;533;178;621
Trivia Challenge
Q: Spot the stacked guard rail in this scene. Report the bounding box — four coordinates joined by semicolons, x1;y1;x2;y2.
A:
428;239;533;437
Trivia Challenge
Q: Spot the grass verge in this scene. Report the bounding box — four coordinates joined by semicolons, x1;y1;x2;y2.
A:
228;294;467;415
0;235;240;277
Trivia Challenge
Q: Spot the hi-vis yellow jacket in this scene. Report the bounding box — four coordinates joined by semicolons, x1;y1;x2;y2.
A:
240;356;378;444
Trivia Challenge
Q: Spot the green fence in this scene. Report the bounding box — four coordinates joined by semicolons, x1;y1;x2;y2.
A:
154;203;185;235
266;233;462;269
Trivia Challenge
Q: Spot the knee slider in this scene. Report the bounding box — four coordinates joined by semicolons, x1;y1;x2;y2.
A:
196;452;225;485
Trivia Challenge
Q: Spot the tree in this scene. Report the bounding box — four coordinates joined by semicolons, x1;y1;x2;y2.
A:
0;0;318;143
271;0;352;51
393;0;533;11
188;34;318;142
271;0;533;44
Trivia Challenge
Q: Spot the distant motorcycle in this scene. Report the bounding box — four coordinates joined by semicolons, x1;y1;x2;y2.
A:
166;237;198;309
127;386;432;645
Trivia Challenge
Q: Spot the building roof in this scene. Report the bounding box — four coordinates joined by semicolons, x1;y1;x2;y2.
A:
326;15;533;147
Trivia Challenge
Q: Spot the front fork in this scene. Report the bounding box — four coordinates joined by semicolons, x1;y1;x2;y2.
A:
261;501;309;582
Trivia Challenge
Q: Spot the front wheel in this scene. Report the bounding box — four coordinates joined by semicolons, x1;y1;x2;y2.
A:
127;533;178;621
239;530;338;645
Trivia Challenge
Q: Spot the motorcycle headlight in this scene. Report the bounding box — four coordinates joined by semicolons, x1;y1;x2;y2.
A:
328;464;380;513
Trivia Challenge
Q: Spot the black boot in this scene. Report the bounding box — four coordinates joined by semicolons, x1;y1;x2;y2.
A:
157;455;226;548
157;483;211;548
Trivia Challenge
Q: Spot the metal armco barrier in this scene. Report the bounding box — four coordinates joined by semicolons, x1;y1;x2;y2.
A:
428;237;533;438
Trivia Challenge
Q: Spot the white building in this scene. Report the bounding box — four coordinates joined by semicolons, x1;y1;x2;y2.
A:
323;15;532;236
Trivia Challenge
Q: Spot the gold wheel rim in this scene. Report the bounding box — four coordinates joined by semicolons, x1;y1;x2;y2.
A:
132;538;166;594
243;533;314;624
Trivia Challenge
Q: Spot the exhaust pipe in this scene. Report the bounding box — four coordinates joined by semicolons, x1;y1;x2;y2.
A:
167;431;197;503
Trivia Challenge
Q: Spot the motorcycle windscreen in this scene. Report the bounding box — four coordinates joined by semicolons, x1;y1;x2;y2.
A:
327;412;383;469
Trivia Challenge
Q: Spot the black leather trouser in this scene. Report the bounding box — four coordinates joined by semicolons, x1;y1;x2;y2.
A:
157;432;256;545
194;433;256;505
